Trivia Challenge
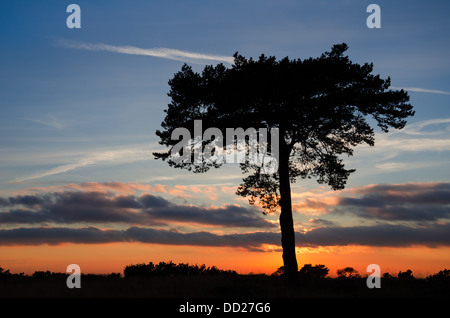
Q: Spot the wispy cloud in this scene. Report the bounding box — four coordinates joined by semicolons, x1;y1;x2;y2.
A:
351;117;450;161
391;86;450;95
22;114;75;129
400;118;450;136
10;144;158;183
57;39;234;64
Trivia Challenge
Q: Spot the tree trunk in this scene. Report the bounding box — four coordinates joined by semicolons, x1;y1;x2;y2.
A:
278;136;298;278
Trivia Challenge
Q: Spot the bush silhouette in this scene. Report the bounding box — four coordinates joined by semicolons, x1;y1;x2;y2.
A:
0;266;11;277
427;269;450;281
123;261;237;278
271;266;285;277
397;269;414;280
299;264;329;279
336;267;360;278
382;272;395;279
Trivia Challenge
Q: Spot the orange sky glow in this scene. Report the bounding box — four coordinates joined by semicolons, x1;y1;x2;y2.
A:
2;242;449;278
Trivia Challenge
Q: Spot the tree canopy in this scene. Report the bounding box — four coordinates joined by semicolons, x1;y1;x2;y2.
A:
154;43;414;276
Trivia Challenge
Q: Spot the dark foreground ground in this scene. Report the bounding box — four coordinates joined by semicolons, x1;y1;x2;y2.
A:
1;273;449;298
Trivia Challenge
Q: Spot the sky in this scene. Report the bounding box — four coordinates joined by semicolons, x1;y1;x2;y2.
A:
0;0;449;277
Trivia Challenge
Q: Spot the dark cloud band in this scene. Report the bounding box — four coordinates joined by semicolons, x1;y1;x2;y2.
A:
334;182;450;221
1;223;449;250
0;191;274;228
1;182;450;249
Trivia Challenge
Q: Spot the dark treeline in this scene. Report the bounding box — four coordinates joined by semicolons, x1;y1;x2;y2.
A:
1;262;449;298
3;261;449;280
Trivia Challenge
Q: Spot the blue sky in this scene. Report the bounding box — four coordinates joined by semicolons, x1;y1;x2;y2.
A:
0;0;450;274
1;0;449;192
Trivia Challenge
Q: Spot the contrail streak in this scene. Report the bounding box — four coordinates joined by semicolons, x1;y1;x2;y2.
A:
10;145;158;183
57;39;234;64
391;86;450;95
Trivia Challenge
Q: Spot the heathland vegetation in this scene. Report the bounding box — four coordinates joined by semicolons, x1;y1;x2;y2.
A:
1;262;449;298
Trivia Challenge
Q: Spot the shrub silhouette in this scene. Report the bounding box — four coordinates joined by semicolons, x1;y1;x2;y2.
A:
123;261;237;278
271;266;285;277
32;270;66;279
382;272;395;279
0;266;11;277
271;264;329;278
426;269;450;281
336;267;360;278
299;264;329;279
397;269;414;280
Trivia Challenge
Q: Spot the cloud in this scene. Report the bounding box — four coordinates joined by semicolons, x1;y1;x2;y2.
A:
333;182;450;222
10;144;157;183
2;182;450;249
0;190;274;228
374;162;407;171
350;118;450;164
355;117;450;151
145;204;273;228
290;181;450;223
362;133;450;156
0;226;280;251
400;118;450;136
72;182;153;195
391;86;450;95
308;218;336;227
298;223;450;248
0;227;127;246
23;114;67;129
124;227;279;251
1;222;449;249
57;39;234;64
